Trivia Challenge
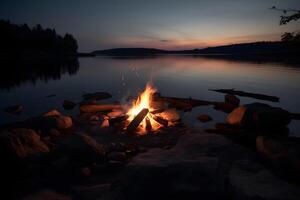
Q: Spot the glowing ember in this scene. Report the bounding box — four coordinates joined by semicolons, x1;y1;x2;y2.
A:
126;83;162;133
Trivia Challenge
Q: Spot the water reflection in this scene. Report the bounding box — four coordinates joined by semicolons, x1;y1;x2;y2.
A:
0;58;79;90
0;55;300;135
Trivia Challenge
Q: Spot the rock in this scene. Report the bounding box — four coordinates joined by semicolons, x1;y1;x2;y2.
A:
214;102;236;113
226;106;246;126
225;94;240;106
227;103;291;129
49;129;60;137
22;114;72;131
123;133;226;200
256;136;300;180
21;189;71;200
101;119;110;127
43;109;62;117
0;128;49;158
90;115;100;121
107;151;127;162
72;184;111;200
197;114;212;123
53;116;73;129
57;133;105;162
82;92;112;101
63;100;76;110
123;132;300;200
4;105;23;114
229;161;300;200
81;166;91;176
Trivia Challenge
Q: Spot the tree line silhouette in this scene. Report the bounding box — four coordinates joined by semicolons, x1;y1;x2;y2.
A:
0;20;78;59
271;6;300;42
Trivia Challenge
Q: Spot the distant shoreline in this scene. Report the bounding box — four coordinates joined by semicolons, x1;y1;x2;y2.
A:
84;41;299;57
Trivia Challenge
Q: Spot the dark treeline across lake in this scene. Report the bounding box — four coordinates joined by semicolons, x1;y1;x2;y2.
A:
0;20;78;59
0;55;300;136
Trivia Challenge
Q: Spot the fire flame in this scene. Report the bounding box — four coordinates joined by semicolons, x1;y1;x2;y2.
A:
126;83;162;134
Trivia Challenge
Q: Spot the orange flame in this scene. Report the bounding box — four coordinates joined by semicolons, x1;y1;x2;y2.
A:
126;83;161;134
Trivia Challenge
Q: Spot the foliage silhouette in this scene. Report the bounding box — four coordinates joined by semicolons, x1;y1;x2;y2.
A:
0;20;78;59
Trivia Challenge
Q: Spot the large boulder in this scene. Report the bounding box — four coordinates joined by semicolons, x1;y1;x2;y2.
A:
256;136;300;180
227;103;291;130
123;133;229;200
0;128;49;158
26;110;73;131
229;160;300;200
121;132;300;200
56;133;105;163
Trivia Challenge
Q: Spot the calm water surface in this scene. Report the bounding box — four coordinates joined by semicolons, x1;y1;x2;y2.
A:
1;56;300;135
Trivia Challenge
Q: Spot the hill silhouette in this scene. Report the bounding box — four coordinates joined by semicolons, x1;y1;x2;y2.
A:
93;41;300;56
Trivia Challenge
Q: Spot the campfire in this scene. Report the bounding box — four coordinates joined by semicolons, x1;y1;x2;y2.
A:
125;83;180;134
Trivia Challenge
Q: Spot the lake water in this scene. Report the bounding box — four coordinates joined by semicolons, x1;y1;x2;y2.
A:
1;55;300;136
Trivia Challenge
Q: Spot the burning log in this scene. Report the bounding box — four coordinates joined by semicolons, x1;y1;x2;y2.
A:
109;116;128;125
126;108;149;132
145;117;152;131
151;114;168;127
80;103;122;113
210;89;280;102
150;109;165;114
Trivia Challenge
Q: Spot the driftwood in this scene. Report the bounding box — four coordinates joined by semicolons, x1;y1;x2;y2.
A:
127;108;149;132
145;117;152;131
210;89;279;102
80;103;122;113
153;93;213;111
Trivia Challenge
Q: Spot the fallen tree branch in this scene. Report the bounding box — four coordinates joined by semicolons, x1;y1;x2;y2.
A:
152;93;214;111
209;89;279;102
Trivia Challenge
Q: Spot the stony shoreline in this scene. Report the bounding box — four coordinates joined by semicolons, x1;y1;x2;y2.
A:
1;90;300;199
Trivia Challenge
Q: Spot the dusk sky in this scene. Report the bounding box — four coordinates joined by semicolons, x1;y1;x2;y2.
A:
0;0;299;51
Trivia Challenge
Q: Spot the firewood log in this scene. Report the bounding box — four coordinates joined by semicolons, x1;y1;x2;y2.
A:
145;117;152;131
151;115;168;127
127;108;149;132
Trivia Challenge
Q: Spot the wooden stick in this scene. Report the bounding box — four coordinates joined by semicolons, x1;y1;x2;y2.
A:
150;109;165;114
145;117;152;131
126;108;149;132
153;95;213;107
80;103;122;113
209;89;279;102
